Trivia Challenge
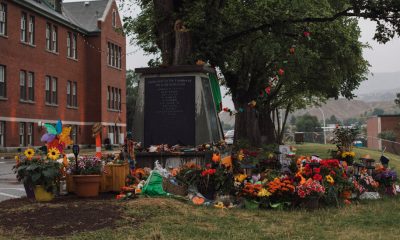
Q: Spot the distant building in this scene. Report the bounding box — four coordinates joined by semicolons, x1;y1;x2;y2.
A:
367;115;400;154
0;0;126;149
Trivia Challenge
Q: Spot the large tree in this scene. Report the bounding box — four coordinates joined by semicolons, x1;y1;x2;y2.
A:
124;0;400;146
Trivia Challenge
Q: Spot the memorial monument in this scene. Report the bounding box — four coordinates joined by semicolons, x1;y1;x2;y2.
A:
133;65;224;148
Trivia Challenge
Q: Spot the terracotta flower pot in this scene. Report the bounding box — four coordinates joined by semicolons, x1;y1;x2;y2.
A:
73;175;101;197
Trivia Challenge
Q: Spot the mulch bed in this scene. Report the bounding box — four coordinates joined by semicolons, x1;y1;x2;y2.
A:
0;193;126;237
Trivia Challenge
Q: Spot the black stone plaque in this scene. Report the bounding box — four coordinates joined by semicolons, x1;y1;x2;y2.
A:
144;76;195;147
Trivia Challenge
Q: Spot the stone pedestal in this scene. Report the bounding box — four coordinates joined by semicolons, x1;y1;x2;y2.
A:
133;65;223;147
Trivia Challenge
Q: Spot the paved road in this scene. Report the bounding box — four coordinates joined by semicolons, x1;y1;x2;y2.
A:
0;160;25;202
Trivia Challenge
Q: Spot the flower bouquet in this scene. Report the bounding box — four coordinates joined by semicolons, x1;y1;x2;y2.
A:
374;167;397;195
67;156;103;197
296;179;325;210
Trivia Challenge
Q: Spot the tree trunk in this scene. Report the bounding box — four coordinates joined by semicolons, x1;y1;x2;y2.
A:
153;0;175;65
233;101;277;147
173;20;192;65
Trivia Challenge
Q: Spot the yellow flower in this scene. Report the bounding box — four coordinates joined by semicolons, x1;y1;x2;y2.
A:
257;188;271;197
235;174;247;183
326;175;335;185
238;150;244;161
47;147;60;160
24;148;35;160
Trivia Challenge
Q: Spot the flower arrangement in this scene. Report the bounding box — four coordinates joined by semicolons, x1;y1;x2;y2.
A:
14;148;62;194
296;179;325;198
267;177;295;195
68;156;103;175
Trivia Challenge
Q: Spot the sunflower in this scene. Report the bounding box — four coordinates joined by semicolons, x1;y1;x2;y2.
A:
326;175;335;185
47;147;60;160
24;148;35;160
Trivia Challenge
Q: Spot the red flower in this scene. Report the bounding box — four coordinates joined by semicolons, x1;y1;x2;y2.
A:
278;68;285;76
206;163;211;169
330;170;336;176
313;174;323;181
313;168;320;174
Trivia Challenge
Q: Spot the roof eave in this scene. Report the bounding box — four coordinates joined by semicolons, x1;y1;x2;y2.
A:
13;0;89;34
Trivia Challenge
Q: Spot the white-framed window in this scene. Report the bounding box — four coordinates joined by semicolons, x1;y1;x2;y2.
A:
72;33;77;59
28;15;34;45
46;23;51;50
107;42;121;68
67;80;71;106
71;125;77;144
0;3;7;36
28;72;34;101
45;76;51;103
107;86;110;108
20;12;27;42
0;65;5;98
52;26;57;51
20;70;26;100
67;33;71;57
72;81;77;107
112;9;116;28
0;121;5;147
27;122;33;146
51;77;57;104
19;122;25;146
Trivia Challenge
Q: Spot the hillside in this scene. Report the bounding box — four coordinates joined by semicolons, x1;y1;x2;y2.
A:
293;99;398;121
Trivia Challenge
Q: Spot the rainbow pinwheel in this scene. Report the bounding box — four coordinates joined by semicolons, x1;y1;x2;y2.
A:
40;120;73;154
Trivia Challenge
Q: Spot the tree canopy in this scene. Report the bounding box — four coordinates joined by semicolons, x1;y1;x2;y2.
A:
123;0;400;146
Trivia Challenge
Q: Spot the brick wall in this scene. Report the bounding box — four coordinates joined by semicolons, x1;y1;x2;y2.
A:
0;0;126;148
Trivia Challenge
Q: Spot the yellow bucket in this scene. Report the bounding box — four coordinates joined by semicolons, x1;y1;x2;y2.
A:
34;185;54;202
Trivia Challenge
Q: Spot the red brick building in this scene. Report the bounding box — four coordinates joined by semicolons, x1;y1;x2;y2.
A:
367;115;400;155
0;0;126;149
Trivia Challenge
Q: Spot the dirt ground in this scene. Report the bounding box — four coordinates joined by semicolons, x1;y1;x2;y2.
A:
0;193;125;237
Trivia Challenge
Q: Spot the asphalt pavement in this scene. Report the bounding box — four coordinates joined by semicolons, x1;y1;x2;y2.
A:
0;160;25;202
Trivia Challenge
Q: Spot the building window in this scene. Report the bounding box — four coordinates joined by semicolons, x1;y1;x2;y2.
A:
107;42;121;69
67;81;77;107
0;3;7;36
45;76;51;103
67;80;71;106
46;23;51;50
108;86;121;110
0;65;5;98
67;32;77;59
71;125;77;143
52;26;57;51
20;12;27;42
19;122;25;146
112;9;116;28
45;75;57;104
27;122;34;146
107;86;110;108
46;23;57;52
52;77;57;104
118;89;121;110
28;16;34;45
20;70;26;100
0;121;4;147
72;81;77;107
28;72;34;101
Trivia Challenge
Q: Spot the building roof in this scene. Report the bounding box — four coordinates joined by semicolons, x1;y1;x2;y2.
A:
63;0;110;32
15;0;112;33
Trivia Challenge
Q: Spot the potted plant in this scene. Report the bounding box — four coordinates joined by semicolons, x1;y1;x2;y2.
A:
14;147;62;202
68;156;103;197
296;179;325;210
13;148;36;200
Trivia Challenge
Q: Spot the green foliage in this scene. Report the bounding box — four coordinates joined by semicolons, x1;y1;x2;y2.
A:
326;115;341;125
15;159;61;193
126;70;139;132
332;126;359;150
295;114;322;132
378;130;397;142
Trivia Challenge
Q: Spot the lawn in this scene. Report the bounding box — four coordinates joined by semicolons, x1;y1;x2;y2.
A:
1;143;400;240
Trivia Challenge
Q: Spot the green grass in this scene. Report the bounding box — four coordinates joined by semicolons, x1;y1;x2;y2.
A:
61;197;400;239
2;143;400;240
294;143;400;169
